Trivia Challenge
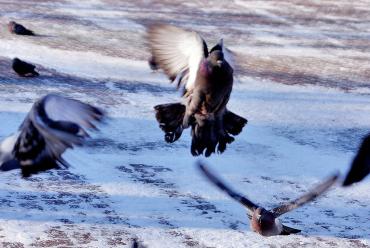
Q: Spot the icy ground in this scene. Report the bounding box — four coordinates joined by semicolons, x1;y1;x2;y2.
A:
0;0;369;247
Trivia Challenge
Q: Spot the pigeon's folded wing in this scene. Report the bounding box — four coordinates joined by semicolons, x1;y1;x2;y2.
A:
147;24;207;91
198;162;259;212
13;94;104;176
271;172;339;217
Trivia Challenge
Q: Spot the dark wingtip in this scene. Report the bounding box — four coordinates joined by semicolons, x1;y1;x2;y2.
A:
342;173;356;187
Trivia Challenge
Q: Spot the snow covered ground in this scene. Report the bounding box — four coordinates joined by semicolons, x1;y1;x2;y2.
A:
0;0;369;247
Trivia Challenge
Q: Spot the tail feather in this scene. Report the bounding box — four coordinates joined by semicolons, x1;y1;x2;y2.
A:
191;111;246;157
154;104;247;156
224;110;247;136
154;103;186;143
191;117;217;157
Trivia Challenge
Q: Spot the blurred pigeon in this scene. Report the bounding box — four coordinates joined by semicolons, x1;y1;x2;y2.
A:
8;21;35;35
12;58;39;77
198;162;339;236
343;134;370;186
148;55;159;71
131;239;146;248
0;94;104;177
148;24;247;157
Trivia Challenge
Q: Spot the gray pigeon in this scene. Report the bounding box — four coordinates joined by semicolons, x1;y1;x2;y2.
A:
198;162;339;236
0;94;104;177
343;134;370;186
148;24;247;157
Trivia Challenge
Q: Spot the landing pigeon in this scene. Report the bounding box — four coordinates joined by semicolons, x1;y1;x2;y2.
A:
0;94;104;177
12;58;39;77
8;21;35;36
343;134;370;186
198;162;339;236
148;24;247;157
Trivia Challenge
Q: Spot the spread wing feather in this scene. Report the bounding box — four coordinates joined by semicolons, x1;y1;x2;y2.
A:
13;94;104;176
271;172;339;217
147;24;207;91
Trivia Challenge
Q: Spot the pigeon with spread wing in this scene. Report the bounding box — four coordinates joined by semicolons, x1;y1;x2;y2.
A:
148;24;247;157
198;162;339;236
0;94;104;177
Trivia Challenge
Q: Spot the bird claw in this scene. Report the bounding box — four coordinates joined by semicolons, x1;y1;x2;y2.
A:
164;126;183;143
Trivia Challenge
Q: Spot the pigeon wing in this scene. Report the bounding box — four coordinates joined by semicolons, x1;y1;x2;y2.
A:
147;24;207;91
13;94;104;176
198;162;259;212
271;172;339;217
343;134;370;186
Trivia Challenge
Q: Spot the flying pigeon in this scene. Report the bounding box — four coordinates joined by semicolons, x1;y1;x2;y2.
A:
0;94;104;177
148;24;247;157
198;162;339;236
8;21;35;36
343;134;370;186
12;58;39;77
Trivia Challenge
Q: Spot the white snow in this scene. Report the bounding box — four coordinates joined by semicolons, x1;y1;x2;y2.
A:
0;0;369;247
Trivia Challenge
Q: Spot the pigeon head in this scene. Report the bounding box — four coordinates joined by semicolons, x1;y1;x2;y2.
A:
208;39;225;68
255;207;275;225
209;50;224;68
8;21;16;32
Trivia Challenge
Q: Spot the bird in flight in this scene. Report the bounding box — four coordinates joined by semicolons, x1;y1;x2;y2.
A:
0;94;105;177
148;24;247;157
198;162;339;236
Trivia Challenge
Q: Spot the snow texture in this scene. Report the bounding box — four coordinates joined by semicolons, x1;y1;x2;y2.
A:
0;0;369;247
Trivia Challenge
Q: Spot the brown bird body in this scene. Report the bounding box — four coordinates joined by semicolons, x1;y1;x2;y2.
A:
148;24;247;157
198;162;339;236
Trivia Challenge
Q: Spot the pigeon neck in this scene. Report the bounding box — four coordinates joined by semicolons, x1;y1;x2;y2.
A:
199;60;209;77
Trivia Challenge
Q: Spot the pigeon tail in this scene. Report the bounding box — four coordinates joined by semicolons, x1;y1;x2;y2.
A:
191;111;247;157
224;110;248;136
154;103;186;143
191;116;219;157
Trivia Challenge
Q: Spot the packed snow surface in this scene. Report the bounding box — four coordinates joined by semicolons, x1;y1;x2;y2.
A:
0;0;369;247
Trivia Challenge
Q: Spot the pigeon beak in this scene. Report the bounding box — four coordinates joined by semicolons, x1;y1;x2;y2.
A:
256;214;261;223
216;60;223;67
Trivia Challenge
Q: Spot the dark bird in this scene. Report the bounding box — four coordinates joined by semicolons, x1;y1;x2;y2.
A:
148;55;159;71
198;162;339;236
148;24;247;157
131;239;146;248
12;58;39;77
343;134;370;186
0;94;104;177
8;21;35;35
